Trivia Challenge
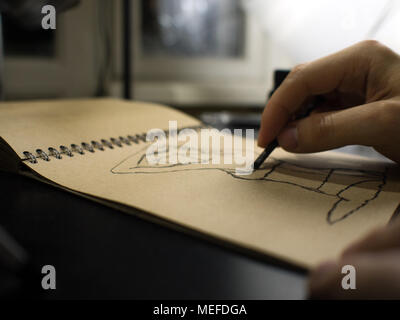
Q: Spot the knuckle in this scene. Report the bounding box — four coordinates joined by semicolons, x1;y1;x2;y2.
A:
286;63;311;95
289;63;307;80
359;40;394;58
359;39;383;49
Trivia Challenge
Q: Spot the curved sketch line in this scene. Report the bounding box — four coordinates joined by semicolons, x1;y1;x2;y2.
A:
110;147;388;225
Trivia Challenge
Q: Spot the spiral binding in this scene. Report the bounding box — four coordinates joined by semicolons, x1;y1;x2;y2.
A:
21;126;205;164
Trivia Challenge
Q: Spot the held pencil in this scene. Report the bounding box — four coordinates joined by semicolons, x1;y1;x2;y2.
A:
253;100;318;170
253;139;279;170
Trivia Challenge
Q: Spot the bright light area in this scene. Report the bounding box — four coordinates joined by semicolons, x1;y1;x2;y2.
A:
243;0;400;62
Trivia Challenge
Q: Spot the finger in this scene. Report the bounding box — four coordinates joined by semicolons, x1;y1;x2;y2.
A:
258;41;376;147
309;251;400;299
276;101;385;153
342;217;400;258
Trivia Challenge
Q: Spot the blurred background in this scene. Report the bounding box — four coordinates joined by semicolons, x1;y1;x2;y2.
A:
1;0;399;134
1;0;398;299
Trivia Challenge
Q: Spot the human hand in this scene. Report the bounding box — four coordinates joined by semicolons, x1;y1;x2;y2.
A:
308;217;400;299
258;41;400;164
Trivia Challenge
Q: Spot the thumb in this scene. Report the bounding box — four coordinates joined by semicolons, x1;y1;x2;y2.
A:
277;101;387;153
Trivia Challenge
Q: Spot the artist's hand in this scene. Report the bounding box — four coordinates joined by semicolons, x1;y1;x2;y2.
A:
258;40;400;164
308;217;400;299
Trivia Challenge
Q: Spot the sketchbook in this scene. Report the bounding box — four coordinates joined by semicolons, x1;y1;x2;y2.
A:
0;98;399;269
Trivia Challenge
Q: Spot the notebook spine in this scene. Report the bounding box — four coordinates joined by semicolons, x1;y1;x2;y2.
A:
21;126;205;164
22;134;148;164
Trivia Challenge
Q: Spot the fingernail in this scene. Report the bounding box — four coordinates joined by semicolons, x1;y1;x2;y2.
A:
278;125;298;150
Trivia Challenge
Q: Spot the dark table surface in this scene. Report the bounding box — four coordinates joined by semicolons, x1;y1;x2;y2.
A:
0;170;306;299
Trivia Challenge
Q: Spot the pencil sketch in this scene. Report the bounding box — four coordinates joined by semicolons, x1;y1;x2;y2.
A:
111;145;388;225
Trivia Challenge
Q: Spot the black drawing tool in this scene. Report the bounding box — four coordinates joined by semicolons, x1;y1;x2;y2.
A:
253;99;318;170
253;70;290;171
253;139;279;170
253;69;320;171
